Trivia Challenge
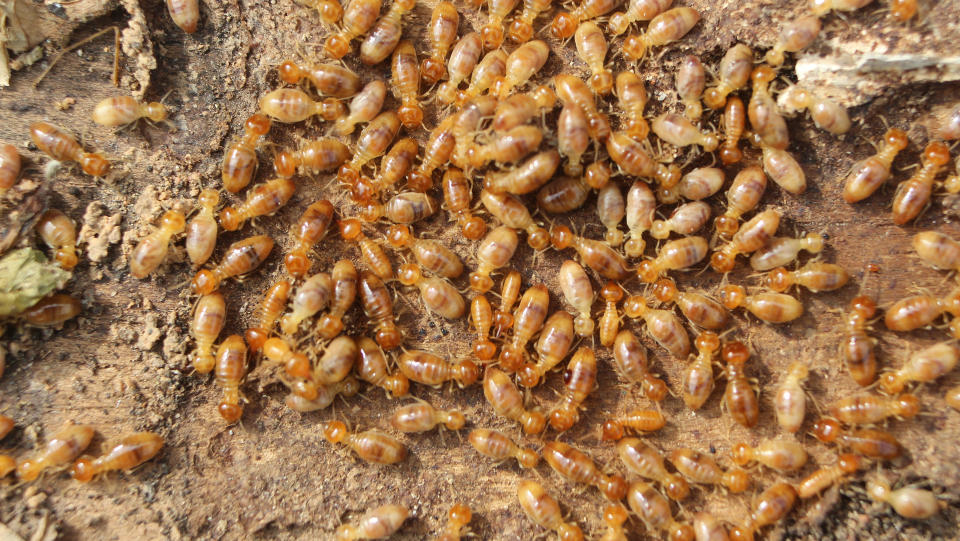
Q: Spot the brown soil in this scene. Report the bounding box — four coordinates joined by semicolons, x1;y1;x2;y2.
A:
0;0;959;539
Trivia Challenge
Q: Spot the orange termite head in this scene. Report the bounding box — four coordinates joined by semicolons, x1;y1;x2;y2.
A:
16;459;41;481
218;402;243;424
721;341;750;366
695;331;720;354
449;503;472;526
406;170;432;192
285;353;312;380
669;523;695;541
516;363;540;388
642;374;668;402
730;442;753;466
880;372;906;394
720;146;743;165
751;65;776;86
550;12;578;39
245;113;271;136
142;102;168;123
469;271;494;293
652;278;678;302
455;359;480;387
444;411;466;430
323;420;348;443
71;458;96;482
397;263;422;286
80;153;110;177
518;447;539;468
375;328;403;351
460;215;487;240
191;269;218;295
508;20;534;44
244;327;269;353
324;34;351;59
838;453;862;473
386;374;410;397
56;250;79;270
665;476;691;501
474;338;497;362
386;224;412;248
338;218;363;241
811;418;841;443
719;284;746;309
549;405;576;432
219;207;242;231
600;281;624;302
922;141;951;166
550;224;574;250
284;253;311;278
274;149;298;178
498;344;525;372
600;419;624;441
849;294;877;317
601;475;628;501
884;128;909;150
521;411;546;434
421;57;446;85
637;260;660;283
398;105;424;130
481;24;505;51
896;393;920;418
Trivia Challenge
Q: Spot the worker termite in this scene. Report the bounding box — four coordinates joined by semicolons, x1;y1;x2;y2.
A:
484;367;546;434
749;232;824;271
340;218;393;280
18;424;95;481
494;270;523;337
191;293;225;373
437;35;490;105
549;346;597;431
310;262;355;340
0;143;20;191
92;95;167;127
22;294;81;327
406;115;455;192
508;0;552;43
244;280;291;353
543;441;627;500
777;84;851;135
275;139;351;179
608;0;671;35
166;0;199;32
437;503;472;541
621;7;701;61
130;210;185;279
828;392;920;424
37;209;78;270
652;113;719;151
670;448;750;493
338;111;401;186
185;189;219;268
711;208;781;273
493;85;557;133
278;273;331;336
324;0;382;59
276;60;361;97
484;150;561;195
397;264;465;320
536;175;590;215
636;236;709;283
714;166;766;236
469;125;544;170
30;121;109;177
623;180;656;257
390;401;465;432
556;75;610;141
421;2;458;85
731;439;808;472
442;168;487;241
551;224;632;280
598;282;623;347
658;166;725;204
482;0;520;50
363;193;438;224
772;361;809;433
596;183;626;247
748;66;789;151
499;284;550;372
626;481;695;541
351;138;417;203
575;22;612;95
884;288;960;332
839;294;879;386
191;235;275;295
701;45;753;111
675;55;704;120
222;113;271;193
356;271;401;349
867;477;941;519
764;15;821;67
458;49;507;105
601;409;666;441
653;278;729;330
811;418;903;459
452;95;499;167
220;178;296;231
891;141;952;225
285;379;360;411
282;200;334;278
797;453;863;499
469;226;519;293
331;80;387;137
72;431;164;482
615;72;650;140
721;341;760;428
611;329;668;401
729;482;797;541
882;342;959;394
682;331;719;410
470;296;497;361
557;260;595;337
766;262;850;293
558;104;589;176
651;202;711;240
468;428;539;468
617;438;689;501
914;231;960;271
517;480;584;541
518;310;575;388
479;190;550;250
359;0;415;66
324;421;407;464
262;338;315;398
354;337;408;398
336;505;408;539
386;225;464;279
719;96;746;165
623;295;691;358
549;0;617;39
213;335;248;423
259;88;345;124
391;40;423;128
399;350;479;388
720;285;804;324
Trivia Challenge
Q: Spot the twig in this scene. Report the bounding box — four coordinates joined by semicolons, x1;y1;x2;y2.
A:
33;26;120;89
